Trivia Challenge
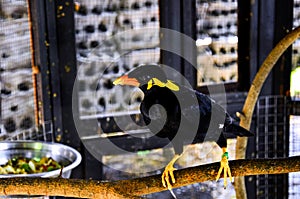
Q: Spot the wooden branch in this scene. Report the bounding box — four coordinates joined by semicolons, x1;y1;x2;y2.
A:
234;26;300;199
0;177;140;199
1;156;300;198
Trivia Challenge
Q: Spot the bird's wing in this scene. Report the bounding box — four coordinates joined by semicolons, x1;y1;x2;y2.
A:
178;87;233;141
179;87;215;123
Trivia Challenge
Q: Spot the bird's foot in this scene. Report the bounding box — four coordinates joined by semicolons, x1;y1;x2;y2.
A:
162;162;177;190
216;151;233;189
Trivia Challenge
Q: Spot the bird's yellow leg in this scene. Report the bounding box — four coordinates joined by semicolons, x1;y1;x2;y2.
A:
162;154;182;190
216;147;233;189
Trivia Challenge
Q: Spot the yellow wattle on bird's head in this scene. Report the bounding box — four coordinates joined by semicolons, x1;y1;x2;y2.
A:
147;78;179;91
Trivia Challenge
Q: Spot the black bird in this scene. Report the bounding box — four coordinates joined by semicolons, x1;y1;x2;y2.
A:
113;64;253;190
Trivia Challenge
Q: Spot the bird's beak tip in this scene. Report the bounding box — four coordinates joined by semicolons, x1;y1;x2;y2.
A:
112;77;121;85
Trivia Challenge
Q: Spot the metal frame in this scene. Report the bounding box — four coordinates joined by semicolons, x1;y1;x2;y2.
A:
159;0;197;88
28;0;54;139
248;0;293;96
28;0;87;178
237;0;251;91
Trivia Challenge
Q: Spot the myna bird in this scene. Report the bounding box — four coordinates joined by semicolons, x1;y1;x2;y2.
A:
113;64;253;191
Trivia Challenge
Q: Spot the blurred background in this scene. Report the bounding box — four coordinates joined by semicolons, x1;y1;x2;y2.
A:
1;0;300;198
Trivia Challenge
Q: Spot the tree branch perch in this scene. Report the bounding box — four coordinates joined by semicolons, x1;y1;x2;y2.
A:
1;156;300;198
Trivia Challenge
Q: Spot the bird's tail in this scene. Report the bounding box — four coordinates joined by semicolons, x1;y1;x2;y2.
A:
224;122;254;138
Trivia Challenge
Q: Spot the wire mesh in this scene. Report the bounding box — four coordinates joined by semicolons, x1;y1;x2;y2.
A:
196;0;238;86
292;0;300;100
0;0;52;142
289;115;300;199
289;1;300;197
255;96;289;199
74;0;160;119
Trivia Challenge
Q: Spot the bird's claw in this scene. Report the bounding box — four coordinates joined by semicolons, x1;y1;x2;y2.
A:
162;164;177;190
216;152;233;189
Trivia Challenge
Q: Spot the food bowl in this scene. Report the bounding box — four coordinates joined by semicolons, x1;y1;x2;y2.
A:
0;141;82;178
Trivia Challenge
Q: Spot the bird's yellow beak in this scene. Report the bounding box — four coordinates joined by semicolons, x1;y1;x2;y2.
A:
113;75;140;87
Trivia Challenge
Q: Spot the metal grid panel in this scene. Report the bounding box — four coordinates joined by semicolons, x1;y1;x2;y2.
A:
0;0;52;141
196;0;238;86
74;0;160;119
255;96;289;199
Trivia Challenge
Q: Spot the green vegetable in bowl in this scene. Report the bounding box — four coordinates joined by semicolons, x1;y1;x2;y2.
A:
0;157;62;175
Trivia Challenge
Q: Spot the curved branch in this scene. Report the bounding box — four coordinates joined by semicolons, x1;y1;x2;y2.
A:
1;156;300;198
235;26;300;199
